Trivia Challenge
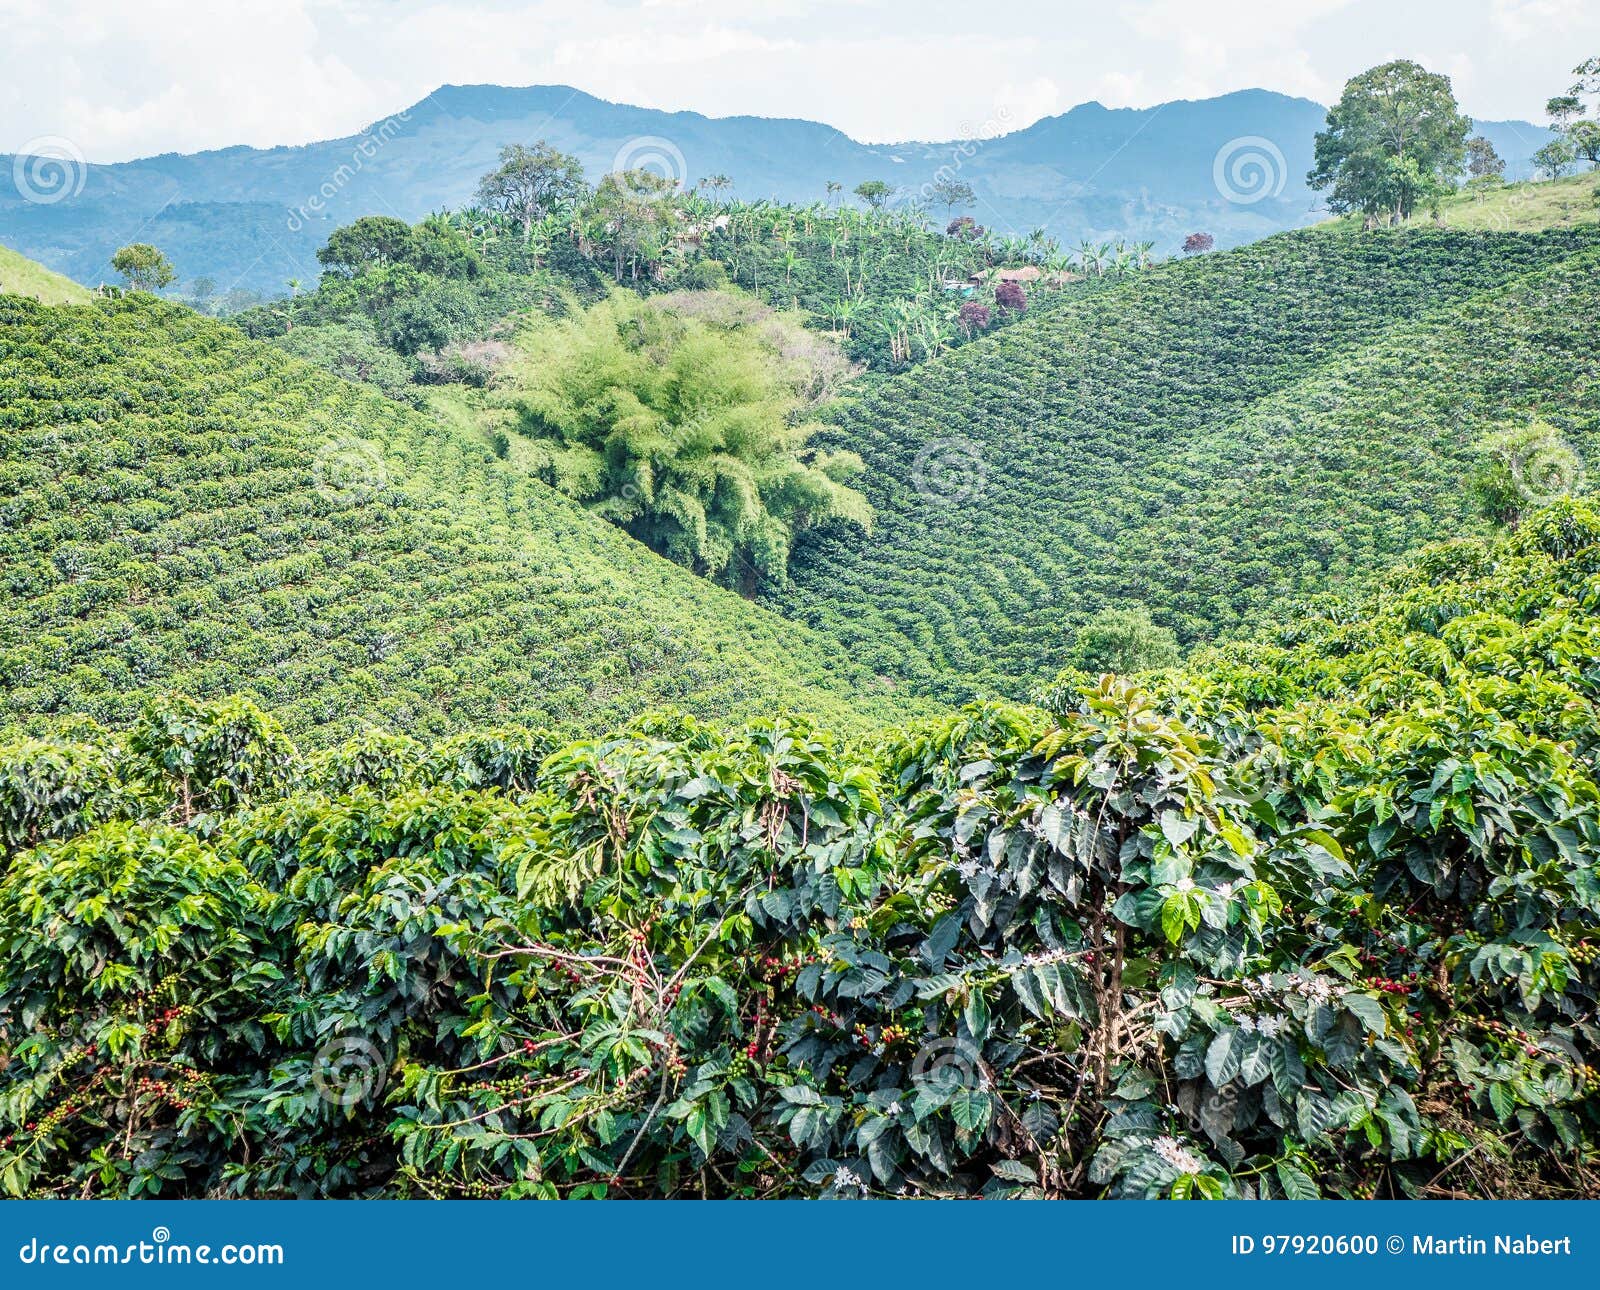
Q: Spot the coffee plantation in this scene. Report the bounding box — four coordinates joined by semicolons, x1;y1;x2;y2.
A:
2;501;1597;1198
0;292;902;742
776;226;1600;700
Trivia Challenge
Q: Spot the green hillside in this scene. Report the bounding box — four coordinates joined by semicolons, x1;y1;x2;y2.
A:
0;242;92;305
1438;173;1598;231
0;294;903;743
773;227;1600;701
1327;172;1600;234
4;498;1597;1198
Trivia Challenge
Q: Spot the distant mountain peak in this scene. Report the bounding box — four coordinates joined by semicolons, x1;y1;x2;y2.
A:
0;83;1560;296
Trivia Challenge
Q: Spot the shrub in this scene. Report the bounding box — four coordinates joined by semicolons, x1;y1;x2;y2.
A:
0;733;123;857
1469;421;1585;529
1066;605;1181;675
504;292;871;588
0;824;278;1197
1;503;1598;1198
958;300;992;332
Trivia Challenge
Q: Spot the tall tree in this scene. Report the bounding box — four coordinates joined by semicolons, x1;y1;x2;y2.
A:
929;177;975;211
1465;136;1505;182
1565;56;1600;160
1568;119;1600;164
1308;60;1471;223
110;244;175;293
853;179;893;210
1573;55;1600;100
1546;94;1584;131
587;170;677;282
1532;138;1576;180
315;216;415;276
475;142;586;241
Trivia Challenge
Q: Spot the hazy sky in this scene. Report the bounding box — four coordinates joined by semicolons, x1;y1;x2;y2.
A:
3;0;1596;161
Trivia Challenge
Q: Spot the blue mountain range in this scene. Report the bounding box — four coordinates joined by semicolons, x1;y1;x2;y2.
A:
0;83;1557;296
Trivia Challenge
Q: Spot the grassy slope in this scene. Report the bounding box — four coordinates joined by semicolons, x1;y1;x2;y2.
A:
0;243;92;305
771;227;1600;702
1431;172;1599;231
1324;172;1599;234
0;295;910;744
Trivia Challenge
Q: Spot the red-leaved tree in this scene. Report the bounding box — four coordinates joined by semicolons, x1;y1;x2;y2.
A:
995;281;1026;311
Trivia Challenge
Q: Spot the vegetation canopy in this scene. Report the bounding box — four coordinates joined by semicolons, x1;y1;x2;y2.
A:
1309;60;1472;223
501;291;872;589
3;48;1600;1205
2;501;1599;1199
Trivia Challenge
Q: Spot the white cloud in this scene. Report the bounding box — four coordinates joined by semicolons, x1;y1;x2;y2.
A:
1;0;1593;160
1490;0;1585;40
989;78;1061;133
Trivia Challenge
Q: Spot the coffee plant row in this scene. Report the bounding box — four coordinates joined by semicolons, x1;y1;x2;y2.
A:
0;294;899;743
2;500;1597;1198
774;228;1600;701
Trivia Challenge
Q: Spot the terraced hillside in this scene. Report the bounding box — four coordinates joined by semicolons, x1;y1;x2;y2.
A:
0;294;901;742
776;227;1600;701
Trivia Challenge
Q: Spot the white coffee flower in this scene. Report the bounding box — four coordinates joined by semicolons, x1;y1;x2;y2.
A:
1153;1135;1206;1175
